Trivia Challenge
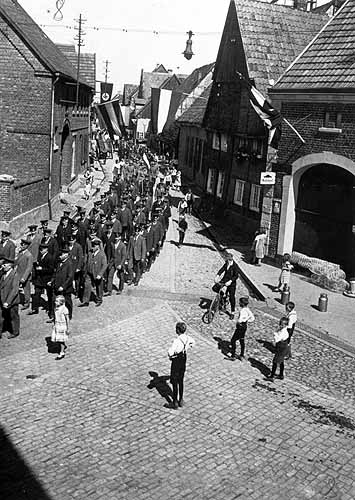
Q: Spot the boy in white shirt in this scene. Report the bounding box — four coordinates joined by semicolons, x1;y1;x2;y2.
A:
168;322;195;409
268;317;289;380
229;297;255;360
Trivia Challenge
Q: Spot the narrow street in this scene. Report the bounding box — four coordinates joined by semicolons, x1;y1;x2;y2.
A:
1;203;354;500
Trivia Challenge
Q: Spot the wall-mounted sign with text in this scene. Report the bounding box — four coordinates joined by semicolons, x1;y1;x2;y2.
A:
260;172;276;185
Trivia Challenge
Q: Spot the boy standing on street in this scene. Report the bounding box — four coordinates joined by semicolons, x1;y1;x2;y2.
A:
285;301;297;358
168;322;195;409
177;214;188;248
229;297;255;360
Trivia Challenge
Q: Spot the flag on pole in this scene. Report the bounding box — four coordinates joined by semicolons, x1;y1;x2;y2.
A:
96;98;126;140
100;82;113;103
248;85;282;149
143;152;151;170
151;88;181;134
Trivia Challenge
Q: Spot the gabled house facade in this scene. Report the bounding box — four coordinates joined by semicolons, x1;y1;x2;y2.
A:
269;0;355;276
200;0;327;245
0;0;95;234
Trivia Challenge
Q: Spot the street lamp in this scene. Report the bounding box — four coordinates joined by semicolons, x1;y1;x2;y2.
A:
183;31;194;60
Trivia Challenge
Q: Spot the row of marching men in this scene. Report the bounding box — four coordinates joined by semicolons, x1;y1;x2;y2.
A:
0;155;171;338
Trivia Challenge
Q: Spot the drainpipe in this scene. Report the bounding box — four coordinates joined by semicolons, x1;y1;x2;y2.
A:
48;73;60;220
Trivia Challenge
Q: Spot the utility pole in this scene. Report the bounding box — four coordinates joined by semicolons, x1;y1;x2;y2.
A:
74;13;86;107
104;60;111;84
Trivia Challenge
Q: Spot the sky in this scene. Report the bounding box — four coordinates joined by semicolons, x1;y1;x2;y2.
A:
19;0;229;94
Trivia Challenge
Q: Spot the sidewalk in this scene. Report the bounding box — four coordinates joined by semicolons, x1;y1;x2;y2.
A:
197;214;355;352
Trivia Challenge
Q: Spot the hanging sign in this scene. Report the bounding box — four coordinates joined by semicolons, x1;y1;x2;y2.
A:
260;172;276;185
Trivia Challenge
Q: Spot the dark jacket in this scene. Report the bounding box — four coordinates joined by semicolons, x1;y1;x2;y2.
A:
0;268;20;307
52;258;74;294
217;261;239;286
110;241;127;268
69;241;84;271
151;221;163;247
32;251;55;288
127;235;147;262
14;249;33;283
87;249;107;278
0;239;16;261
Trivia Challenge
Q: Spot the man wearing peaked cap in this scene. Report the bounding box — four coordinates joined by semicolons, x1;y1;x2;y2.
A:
14;238;34;310
0;229;16;262
0;255;20;338
41;227;59;262
81;237;107;307
51;244;74;319
27;224;42;262
30;242;55;317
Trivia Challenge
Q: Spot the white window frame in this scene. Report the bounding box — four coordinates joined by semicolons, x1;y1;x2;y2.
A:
249;184;261;212
233;179;245;206
216;171;225;199
207;168;216;194
212;132;220;150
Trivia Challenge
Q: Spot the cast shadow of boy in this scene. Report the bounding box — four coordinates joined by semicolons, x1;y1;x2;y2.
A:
147;371;173;404
45;336;60;354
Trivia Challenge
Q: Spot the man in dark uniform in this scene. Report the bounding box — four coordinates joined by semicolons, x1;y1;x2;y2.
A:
106;233;127;295
41;228;59;262
14;238;33;310
80;239;107;307
127;226;146;286
0;257;20;338
0;229;16;261
31;243;55;318
68;234;84;298
52;246;74;319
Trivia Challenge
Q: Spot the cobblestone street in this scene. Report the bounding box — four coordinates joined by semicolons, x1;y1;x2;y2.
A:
1;207;355;500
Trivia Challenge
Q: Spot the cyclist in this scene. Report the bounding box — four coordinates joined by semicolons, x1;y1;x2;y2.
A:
213;253;239;319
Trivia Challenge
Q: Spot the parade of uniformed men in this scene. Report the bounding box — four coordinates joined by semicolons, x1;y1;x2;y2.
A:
0;146;177;344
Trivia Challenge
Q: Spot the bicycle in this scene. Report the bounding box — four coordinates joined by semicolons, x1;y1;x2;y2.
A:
202;285;230;324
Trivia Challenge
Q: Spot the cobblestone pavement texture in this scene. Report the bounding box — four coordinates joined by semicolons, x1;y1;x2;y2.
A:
0;188;355;499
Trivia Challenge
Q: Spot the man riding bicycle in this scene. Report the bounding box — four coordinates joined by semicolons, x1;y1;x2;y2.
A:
213;252;239;319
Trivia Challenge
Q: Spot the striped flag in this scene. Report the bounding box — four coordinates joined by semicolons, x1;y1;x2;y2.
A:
143;152;151;170
151;88;181;135
248;85;282;149
96;99;126;140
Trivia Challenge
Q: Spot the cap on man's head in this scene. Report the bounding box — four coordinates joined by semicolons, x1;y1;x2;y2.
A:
92;238;101;246
63;210;71;216
28;224;37;230
40;243;49;249
68;234;76;241
94;200;101;205
60;245;70;253
20;238;30;245
40;219;48;224
1;229;11;236
106;221;113;228
44;228;53;234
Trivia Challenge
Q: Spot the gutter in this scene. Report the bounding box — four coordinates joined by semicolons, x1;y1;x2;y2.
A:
48;73;60;219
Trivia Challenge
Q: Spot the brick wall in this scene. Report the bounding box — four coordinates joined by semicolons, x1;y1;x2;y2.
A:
0;19;52;219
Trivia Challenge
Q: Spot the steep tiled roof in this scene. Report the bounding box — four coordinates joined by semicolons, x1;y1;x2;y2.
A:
177;84;212;125
140;71;170;100
231;0;328;94
176;63;215;99
0;0;91;86
122;84;139;105
272;0;355;91
56;44;96;88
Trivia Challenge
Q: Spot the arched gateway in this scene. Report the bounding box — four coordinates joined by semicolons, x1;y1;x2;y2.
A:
278;152;355;276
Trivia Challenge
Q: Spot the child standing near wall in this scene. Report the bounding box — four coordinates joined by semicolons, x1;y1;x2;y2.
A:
277;253;294;291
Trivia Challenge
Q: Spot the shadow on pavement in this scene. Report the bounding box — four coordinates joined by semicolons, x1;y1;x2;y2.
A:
178;242;217;251
213;336;231;357
147;371;173;404
45;337;60;354
248;357;270;377
0;426;53;500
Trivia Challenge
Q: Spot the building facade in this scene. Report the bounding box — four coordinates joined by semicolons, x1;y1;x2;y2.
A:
195;0;327;243
0;0;94;234
269;0;355;276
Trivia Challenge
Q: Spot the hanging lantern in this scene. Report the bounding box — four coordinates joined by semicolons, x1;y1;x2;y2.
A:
183;30;194;60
